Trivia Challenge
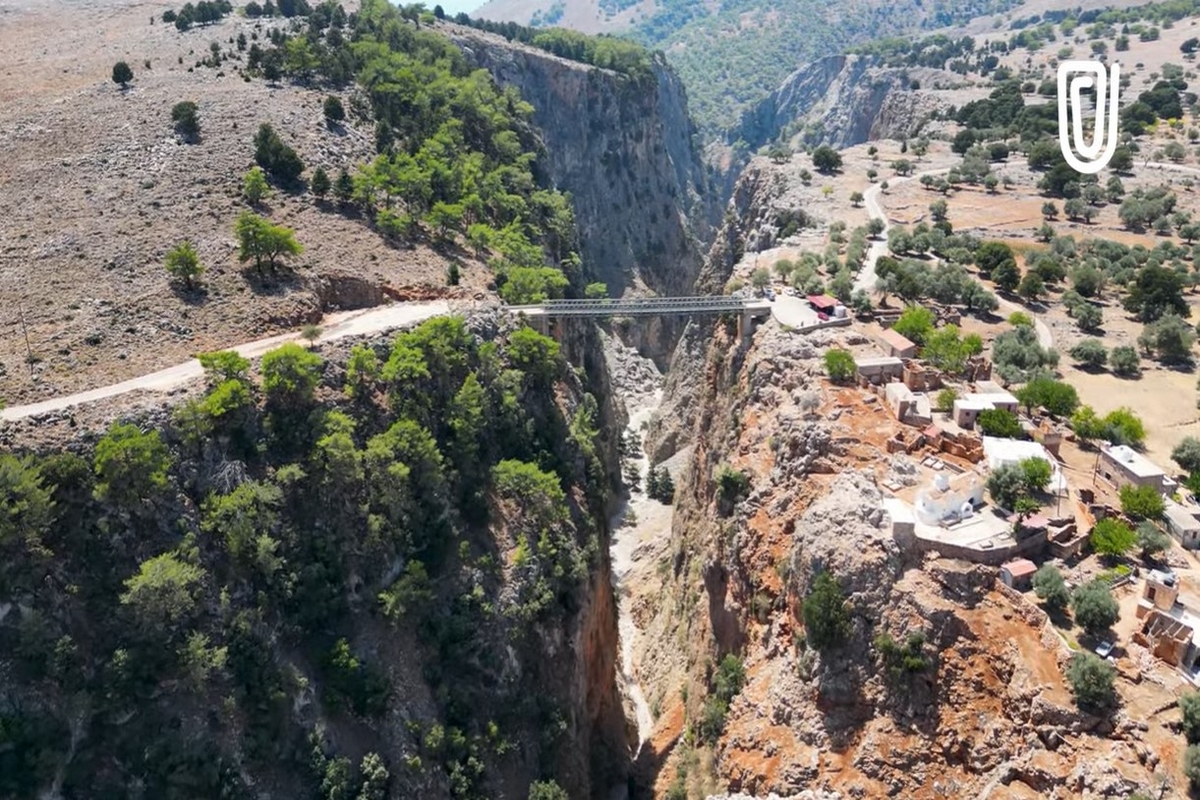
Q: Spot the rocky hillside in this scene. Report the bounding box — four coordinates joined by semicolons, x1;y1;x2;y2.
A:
623;160;1192;798
733;55;954;153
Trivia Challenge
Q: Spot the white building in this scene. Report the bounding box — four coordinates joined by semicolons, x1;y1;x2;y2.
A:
1098;444;1171;494
914;471;986;525
952;382;1019;429
982;437;1067;495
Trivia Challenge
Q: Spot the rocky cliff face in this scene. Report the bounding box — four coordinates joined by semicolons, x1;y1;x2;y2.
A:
447;27;717;300
629;160;1187;797
734;54;951;152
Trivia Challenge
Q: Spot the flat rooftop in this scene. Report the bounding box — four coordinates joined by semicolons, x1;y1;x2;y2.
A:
855;356;903;368
1165;502;1200;532
1103;444;1165;479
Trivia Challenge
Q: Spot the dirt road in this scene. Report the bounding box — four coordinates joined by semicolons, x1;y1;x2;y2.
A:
1;300;452;421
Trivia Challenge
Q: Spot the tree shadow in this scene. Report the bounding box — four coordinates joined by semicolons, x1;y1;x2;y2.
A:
171;284;210;306
241;265;302;295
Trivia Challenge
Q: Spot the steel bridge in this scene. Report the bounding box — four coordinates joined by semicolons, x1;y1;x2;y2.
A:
507;297;772;318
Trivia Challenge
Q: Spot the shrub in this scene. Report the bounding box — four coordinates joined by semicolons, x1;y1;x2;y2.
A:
112;61;133;87
171;100;201;141
1109;345;1140;376
824;349;856;383
310;167;331;200
253;122;305;184
934;387;958;412
802;572;850;650
1074;302;1102;332
323;95;345;124
1066;652;1116;708
892;306;936;345
716;465;749;504
93;423;172;505
1120;484;1165;521
1181;692;1200;744
1033;565;1069;611
1069;339;1107;369
1072;580;1120;636
164;241;204;289
1174;437;1200;474
243;167;270;205
1090;517;1137;559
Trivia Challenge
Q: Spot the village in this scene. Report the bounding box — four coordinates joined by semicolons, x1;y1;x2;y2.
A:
783;286;1200;689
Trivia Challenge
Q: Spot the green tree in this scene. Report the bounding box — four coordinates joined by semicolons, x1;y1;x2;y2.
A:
1018;271;1045;301
1174;437;1200;474
584;282;607;299
934;387;959;412
93;423;172;505
1187;745;1200;791
977;408;1022;438
164;241;204;289
1109;345;1140;376
1072;580;1120;636
528;781;569;800
993;258;1020;292
235;212;302;274
198;350;251;385
112;61;133;87
1120;484;1165;521
811;145;842;173
849;191;864;207
261;342;323;408
120;553;205;632
823;349;856;383
506;326;560;386
1125;264;1188;322
1015;375;1079;417
1181;692;1200;744
1033;564;1070;612
323;95;345;125
1138;314;1196;362
1069;338;1107;369
243;166;271;205
1019;456;1053;494
345;344;380;399
334;169;354;205
976;241;1016;277
1137;521;1172;559
311;167;331;200
1066;652;1116;708
357;753;390;800
986;462;1026;509
802;571;850;650
1074;302;1102;332
1090;518;1137;559
750;267;771;292
171;100;201;141
1102;407;1146;447
892;306;936;346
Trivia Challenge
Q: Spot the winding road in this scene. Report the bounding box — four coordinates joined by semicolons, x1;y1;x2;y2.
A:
857;167;1054;351
1;300;452;422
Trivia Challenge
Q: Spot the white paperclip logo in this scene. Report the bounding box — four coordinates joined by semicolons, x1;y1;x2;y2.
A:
1057;60;1121;174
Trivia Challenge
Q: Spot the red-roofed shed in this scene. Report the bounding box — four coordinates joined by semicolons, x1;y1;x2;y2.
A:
877;328;918;359
807;294;839;312
1000;558;1038;590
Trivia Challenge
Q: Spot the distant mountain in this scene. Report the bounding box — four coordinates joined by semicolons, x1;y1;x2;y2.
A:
469;0;1025;134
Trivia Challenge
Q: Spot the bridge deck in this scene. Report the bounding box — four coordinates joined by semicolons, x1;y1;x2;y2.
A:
509;297;772;318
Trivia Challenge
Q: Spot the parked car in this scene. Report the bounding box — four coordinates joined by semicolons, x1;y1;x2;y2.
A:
1094;640;1115;658
765;290;776;301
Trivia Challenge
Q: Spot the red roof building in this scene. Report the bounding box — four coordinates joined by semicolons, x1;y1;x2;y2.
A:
806;294;839;312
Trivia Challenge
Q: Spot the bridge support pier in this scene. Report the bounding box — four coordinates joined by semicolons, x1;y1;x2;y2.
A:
738;310;757;347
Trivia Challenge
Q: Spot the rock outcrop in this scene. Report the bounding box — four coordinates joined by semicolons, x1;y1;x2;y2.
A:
447;26;718;300
734;54;952;152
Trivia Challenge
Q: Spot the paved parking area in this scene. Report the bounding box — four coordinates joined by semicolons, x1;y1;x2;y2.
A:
769;293;820;328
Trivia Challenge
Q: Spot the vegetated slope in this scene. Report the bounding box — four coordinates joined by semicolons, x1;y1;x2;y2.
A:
467;0;1023;135
0;313;629;799
0;0;704;407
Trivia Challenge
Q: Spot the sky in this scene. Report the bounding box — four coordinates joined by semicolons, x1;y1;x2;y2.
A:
403;0;483;14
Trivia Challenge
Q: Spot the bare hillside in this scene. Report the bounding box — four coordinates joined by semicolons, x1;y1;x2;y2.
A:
0;0;484;405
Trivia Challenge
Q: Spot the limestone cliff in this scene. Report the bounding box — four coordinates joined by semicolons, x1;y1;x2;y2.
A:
733;54;952;152
446;26;717;299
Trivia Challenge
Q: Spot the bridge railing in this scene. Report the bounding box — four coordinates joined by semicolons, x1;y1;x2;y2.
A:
507;297;771;317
